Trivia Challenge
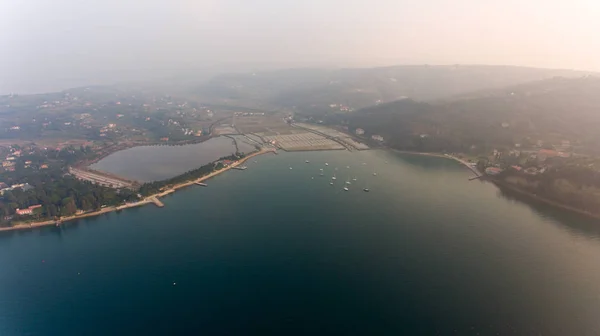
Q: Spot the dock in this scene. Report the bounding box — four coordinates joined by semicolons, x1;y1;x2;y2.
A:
195;182;208;186
150;197;164;207
232;166;247;170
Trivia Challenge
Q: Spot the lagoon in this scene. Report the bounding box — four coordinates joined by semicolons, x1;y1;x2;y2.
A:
90;136;256;182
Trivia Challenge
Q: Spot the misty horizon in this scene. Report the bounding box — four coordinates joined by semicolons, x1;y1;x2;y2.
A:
2;0;599;94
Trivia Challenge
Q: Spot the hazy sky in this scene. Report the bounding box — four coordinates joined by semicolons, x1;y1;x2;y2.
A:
1;0;599;93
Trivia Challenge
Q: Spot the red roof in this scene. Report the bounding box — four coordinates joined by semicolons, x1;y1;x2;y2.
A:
538;149;558;156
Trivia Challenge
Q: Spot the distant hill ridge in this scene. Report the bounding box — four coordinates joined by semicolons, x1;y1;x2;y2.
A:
338;76;600;155
195;65;596;111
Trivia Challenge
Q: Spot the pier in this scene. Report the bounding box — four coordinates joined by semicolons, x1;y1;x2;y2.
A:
150;197;164;207
232;166;247;170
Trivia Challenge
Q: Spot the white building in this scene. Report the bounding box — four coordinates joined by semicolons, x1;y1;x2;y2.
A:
371;135;384;142
355;128;365;135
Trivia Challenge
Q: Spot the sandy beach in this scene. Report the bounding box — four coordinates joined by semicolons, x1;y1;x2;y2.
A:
0;148;275;232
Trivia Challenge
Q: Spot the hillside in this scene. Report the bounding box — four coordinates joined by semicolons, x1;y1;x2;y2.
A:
194;65;595;113
334;76;600;155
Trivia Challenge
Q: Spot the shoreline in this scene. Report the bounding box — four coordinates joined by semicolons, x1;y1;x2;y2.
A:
492;180;600;220
394;150;600;221
393;150;482;176
7;147;597;232
0;148;275;233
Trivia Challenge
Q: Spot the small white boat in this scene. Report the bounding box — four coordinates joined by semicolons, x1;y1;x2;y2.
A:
289;167;293;170
343;187;349;191
325;163;329;166
373;172;377;176
330;182;334;185
352;177;357;181
346;166;350;169
305;160;310;163
363;188;370;192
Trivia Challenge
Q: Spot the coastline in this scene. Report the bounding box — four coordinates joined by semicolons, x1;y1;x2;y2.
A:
393;150;482;177
492;180;600;220
394;150;600;221
0;148;275;233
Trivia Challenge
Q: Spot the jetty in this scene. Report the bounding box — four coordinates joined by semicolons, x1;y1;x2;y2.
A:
195;182;208;186
232;166;248;170
150;197;164;207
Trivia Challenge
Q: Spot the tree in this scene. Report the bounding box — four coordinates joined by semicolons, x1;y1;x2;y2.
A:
60;197;77;216
46;204;58;218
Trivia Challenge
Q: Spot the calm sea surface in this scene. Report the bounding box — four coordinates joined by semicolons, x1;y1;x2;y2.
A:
2;150;600;335
90;136;256;182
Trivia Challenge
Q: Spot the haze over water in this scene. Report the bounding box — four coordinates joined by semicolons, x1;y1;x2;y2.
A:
2;150;600;335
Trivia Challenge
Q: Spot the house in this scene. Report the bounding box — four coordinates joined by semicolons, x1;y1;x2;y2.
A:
222;160;235;166
537;149;559;162
485;167;503;175
557;140;571;151
355;128;365;135
511;165;522;171
40;164;49;169
524;167;539;175
15;205;42;216
371;135;384;142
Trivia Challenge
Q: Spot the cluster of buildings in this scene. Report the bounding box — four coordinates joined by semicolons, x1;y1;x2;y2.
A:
0;183;33;195
483;145;572;177
329;104;352;112
2;148;23;171
15;204;42;216
353;128;384;142
234;112;265;117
